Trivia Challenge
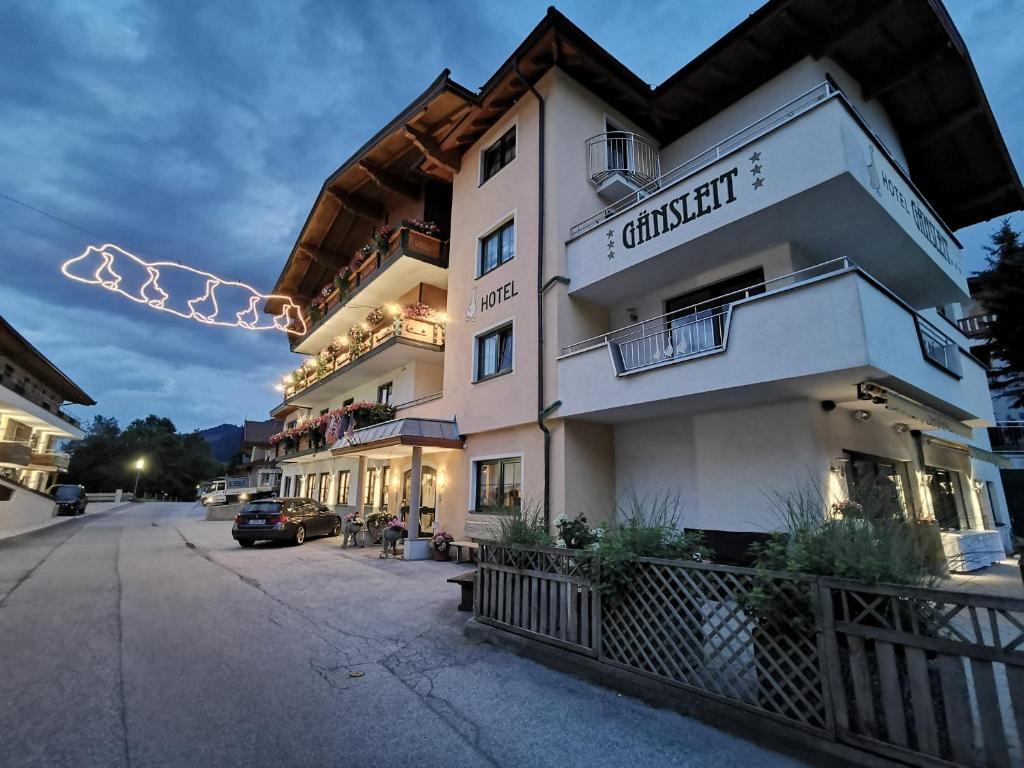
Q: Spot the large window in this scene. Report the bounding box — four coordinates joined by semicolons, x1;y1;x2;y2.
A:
843;450;914;518
306;473;316;500
474;456;522;511
927;466;969;530
377;382;393;406
283;476;292;497
365;468;378;506
294;475;304;497
379;466;390;510
479;220;514;276
481;126;515;183
318;472;332;504
336;470;350;505
475;324;513;381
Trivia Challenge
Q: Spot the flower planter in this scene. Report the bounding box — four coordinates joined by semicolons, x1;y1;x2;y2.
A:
432;548;450;562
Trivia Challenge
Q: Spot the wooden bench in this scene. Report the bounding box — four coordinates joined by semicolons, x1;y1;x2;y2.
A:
447;571;476;612
450;540;479;564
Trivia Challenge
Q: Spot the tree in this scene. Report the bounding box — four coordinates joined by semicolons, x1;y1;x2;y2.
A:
65;414;223;499
974;218;1024;408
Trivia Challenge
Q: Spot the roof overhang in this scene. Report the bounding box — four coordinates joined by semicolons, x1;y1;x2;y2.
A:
329;418;464;457
0;316;94;405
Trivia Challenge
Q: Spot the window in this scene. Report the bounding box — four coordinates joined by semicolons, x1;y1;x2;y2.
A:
336;471;350;505
664;268;765;355
479;220;514;276
377;382;393;406
927;467;969;531
474;456;522;511
318;472;331;504
481;126;515;183
283;476;291;497
475;324;513;381
306;473;316;500
379;466;390;510
843;450;915;518
294;475;303;497
365;468;378;506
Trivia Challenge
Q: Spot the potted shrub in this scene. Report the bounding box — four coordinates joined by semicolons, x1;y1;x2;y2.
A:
382;517;406;556
430;530;455;561
342;512;363;547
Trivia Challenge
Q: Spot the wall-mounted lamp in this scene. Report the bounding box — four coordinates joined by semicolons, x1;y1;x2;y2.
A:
437;468;447;491
851;409;871;422
831;457;850;478
972;479;985;493
627;307;638;322
893;422;910;434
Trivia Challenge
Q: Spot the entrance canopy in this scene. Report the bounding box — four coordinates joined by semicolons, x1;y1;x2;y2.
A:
329;417;463;459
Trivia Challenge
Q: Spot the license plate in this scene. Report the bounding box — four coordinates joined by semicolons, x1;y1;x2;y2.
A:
249;518;264;525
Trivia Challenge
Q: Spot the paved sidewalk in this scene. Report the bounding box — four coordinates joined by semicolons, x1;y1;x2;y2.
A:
946;558;1023;599
0;500;132;542
0;502;808;768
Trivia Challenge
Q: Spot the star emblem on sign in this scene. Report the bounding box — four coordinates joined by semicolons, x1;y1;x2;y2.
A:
750;151;761;163
750;164;763;175
752;177;765;190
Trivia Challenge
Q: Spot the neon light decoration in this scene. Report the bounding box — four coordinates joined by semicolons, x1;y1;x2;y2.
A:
61;243;306;334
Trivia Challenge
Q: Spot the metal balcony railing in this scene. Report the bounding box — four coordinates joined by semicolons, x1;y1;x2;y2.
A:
990;422;1024;453
957;313;994;338
916;317;963;377
571;82;838;238
560;257;968;380
585;132;660;187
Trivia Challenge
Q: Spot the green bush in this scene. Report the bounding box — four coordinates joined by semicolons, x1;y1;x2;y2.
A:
596;490;709;604
484;500;553;548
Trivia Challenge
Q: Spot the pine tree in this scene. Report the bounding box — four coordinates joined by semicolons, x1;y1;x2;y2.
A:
974;218;1024;407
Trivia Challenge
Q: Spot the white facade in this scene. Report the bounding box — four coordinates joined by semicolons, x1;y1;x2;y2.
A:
263;9;1018;570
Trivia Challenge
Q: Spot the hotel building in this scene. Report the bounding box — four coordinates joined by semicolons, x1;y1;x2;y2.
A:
264;3;1022;567
0;315;93;530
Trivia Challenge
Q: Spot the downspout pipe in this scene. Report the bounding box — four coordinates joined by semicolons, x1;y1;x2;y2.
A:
512;58;551;525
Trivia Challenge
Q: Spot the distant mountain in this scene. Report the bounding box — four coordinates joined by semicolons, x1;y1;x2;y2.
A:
197;423;243;463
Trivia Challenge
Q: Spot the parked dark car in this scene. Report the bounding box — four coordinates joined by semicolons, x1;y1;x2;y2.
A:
49;484;88;516
231;498;341;547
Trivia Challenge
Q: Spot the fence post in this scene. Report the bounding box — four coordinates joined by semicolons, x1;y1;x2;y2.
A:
592;555;603;659
816;578;845;738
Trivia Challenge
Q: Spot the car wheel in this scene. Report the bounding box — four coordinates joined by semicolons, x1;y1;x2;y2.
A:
293;525;306;546
238;539;255;548
329;519;341;537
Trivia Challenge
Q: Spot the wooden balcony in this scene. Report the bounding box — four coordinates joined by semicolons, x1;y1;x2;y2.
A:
290;226;447;350
0;440;31;468
29;451;71;471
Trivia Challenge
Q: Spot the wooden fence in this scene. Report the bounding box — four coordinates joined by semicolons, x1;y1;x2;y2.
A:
475;543;1024;767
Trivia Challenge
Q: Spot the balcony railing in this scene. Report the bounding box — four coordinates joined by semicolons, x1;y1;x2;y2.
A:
0;439;32;467
0;372;83;430
916;317;963;377
283;316;445;401
289;226;447;338
990;422;1024;453
957;313;994;338
561;257;967;380
29;451;70;471
586;131;660;187
570;82;838;238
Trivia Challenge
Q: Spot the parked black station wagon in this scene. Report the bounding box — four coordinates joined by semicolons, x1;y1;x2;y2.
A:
231;498;341;547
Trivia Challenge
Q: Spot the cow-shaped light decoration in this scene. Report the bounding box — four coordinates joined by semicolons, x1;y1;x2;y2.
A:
60;244;306;335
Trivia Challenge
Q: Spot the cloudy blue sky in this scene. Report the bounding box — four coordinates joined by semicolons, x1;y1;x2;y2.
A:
1;0;1021;433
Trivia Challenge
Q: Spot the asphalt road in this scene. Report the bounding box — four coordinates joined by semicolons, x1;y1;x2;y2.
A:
0;502;807;768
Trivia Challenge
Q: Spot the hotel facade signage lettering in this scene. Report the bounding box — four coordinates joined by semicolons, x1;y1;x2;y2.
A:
622;167;740;250
480;280;518;312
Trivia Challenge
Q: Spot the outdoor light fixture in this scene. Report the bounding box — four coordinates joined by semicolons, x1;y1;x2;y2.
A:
437;312;448;324
973;479;985;492
893;422;910;434
339;336;349;346
437;469;447;490
388;304;401;317
830;457;849;478
852;409;871;421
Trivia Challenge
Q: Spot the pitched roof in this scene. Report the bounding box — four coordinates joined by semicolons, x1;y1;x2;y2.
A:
0;315;94;405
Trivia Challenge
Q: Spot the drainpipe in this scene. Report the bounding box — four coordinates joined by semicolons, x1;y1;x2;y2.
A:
513;58;553;525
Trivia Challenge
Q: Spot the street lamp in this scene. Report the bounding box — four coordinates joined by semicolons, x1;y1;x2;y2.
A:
132;458;145;499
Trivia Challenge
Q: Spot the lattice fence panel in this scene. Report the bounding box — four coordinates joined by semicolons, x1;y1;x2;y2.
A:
600;559;828;731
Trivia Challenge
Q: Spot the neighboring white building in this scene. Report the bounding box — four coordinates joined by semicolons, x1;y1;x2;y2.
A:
0;315;94;531
261;4;1023;568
